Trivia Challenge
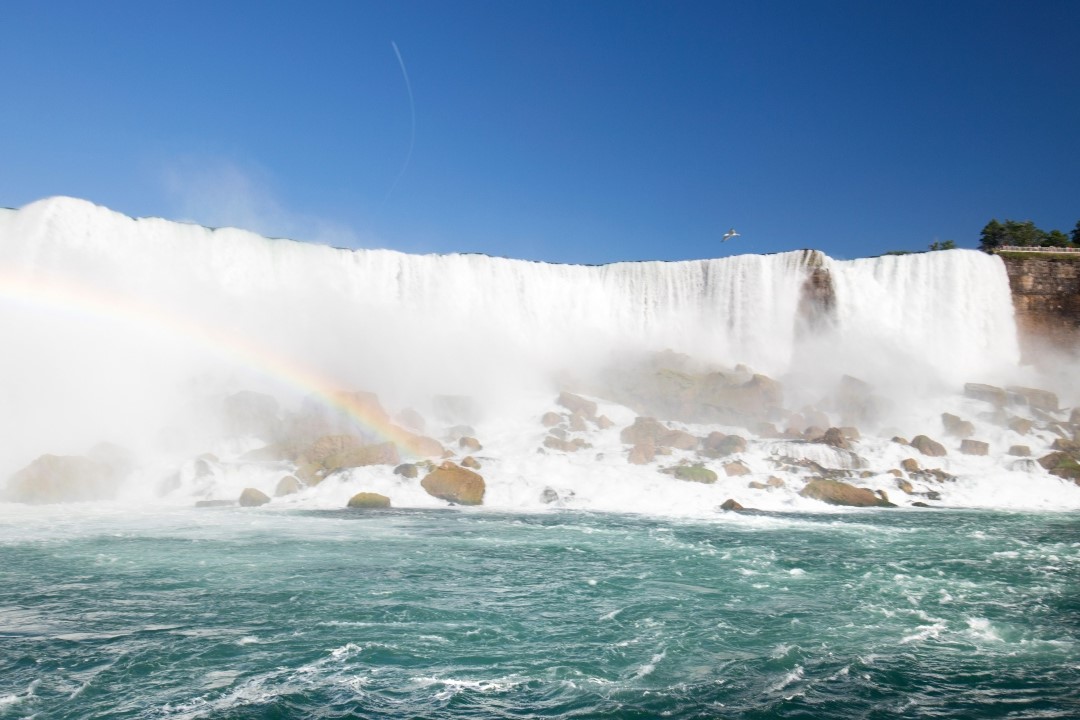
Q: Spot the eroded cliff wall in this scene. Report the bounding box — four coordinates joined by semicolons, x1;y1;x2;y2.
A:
1000;255;1080;359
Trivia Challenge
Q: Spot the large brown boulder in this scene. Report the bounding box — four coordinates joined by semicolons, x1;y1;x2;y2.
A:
421;461;485;505
818;427;850;449
274;475;302;497
723;460;752;477
701;434;747;458
628;443;655;465
620;417;697;450
800;478;895;507
911;435;947;457
297;435;402;484
322;441;400;472
4;444;133;504
1038;452;1080;482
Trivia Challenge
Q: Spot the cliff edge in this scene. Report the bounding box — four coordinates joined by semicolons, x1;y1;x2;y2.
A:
999;254;1080;359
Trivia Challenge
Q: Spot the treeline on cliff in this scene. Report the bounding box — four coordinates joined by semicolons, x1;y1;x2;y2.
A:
979;219;1080;252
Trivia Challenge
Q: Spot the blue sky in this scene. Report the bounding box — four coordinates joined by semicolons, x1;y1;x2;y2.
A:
1;0;1077;263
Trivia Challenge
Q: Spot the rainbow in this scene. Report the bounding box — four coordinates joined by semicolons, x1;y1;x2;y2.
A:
0;270;441;459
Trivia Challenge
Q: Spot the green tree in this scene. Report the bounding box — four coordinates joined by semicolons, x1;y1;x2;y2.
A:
929;240;957;251
979;219;1005;251
1002;220;1044;247
1043;229;1070;248
1072;220;1080;246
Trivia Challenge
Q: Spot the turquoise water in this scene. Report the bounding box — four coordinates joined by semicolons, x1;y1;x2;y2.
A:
1;507;1078;719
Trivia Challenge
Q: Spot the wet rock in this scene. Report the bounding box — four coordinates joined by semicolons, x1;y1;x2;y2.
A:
895;478;914;494
557;391;597;419
595;415;615;430
719;498;745;512
964;383;1008;407
766;476;785;488
1007;386;1059;412
723;460;752;477
420;461;485;505
942;413;975;438
818;427;850;449
799;478;894;507
544;436;589;453
701;434;748;458
568;413;588;432
892;436;910;446
748;481;768;489
274;475;302;497
1008;417;1034;435
393;463;419;479
239;488;271;507
460;455;482;469
661;464;718;484
911;501;932;508
1038;452;1080;482
459;436;482;453
540;411;562;428
1008;445;1031;457
4;446;133;504
628;443;656;465
1051;438;1080;455
960;439;989;456
347;492;391;509
911;435;947;457
540;487;560;504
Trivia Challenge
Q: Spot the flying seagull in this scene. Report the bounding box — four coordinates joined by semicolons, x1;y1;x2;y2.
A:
722;228;740;242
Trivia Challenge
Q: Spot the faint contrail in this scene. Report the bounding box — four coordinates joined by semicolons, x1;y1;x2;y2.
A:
382;40;415;207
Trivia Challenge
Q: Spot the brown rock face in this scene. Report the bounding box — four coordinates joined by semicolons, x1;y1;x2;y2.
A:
1008;445;1031;457
620;417;698;450
421;461;485;505
911;435;947;457
964;383;1008;407
628;443;655;464
1000;255;1080;360
800;478;894;507
942;413;975;438
797;253;836;334
1006;386;1060;412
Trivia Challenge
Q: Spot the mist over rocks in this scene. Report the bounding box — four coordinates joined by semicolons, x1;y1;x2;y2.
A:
2;199;1080;513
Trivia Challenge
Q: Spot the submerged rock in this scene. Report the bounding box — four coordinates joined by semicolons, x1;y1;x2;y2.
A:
661;464;718;484
421;461;485;505
347;492;391;509
718;498;745;512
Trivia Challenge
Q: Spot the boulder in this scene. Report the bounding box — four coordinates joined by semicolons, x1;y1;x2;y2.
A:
960;439;989;456
238;488;271;507
557;391;598;419
723;460;752;477
460;455;482;469
459;436;482;453
540;411;562;428
568;413;588;432
911;435;947;457
1038;452;1080;482
274;475;302;497
964;383;1008;407
766;476;785;488
540;487;560;504
1007;386;1059;412
1008;445;1031;457
719;498;745;512
701;434;747;458
891;436;910;446
799;478;895;507
347;492;391;509
628;443;655;465
393;463;419;479
4;447;132;504
895;478;914;494
1008;417;1034;435
900;458;920;473
818;427;849;449
620;417;697;450
1051;438;1080;455
595;415;615;430
942;413;975;438
387;429;445;459
544;436;585;453
421;461;485;505
661;464;718;484
322;441;400;473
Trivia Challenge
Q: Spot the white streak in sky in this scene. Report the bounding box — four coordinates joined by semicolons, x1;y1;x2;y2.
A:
383;41;416;207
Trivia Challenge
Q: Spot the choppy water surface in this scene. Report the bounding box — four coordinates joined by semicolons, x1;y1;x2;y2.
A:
1;506;1078;719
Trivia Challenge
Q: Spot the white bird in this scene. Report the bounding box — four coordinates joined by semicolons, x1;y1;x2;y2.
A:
722;228;740;242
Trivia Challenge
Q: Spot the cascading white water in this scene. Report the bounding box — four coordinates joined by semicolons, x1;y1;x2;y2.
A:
3;196;1071;512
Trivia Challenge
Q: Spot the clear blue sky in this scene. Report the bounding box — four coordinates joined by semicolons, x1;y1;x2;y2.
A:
2;0;1077;263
